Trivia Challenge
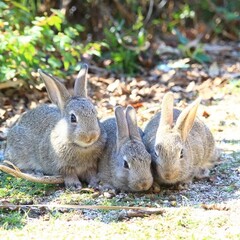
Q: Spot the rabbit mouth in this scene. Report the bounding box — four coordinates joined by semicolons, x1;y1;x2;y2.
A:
130;180;152;192
160;175;179;184
73;140;96;148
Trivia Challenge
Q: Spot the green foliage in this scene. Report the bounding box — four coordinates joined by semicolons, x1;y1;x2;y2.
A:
0;173;56;202
0;210;26;230
0;0;239;79
0;1;103;83
103;11;148;75
191;0;240;37
175;30;211;64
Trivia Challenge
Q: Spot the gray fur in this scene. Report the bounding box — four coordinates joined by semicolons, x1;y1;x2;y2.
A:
98;106;153;192
143;92;218;185
4;65;107;189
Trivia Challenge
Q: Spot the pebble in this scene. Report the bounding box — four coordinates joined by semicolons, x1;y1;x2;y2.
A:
103;192;114;199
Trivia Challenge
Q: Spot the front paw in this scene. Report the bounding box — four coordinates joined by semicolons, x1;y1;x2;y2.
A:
176;181;191;190
195;168;210;179
98;183;116;193
88;176;100;189
150;182;161;193
64;176;82;190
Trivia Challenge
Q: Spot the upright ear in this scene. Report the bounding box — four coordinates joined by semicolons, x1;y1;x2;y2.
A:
159;92;174;129
175;97;201;141
115;105;129;152
125;105;141;141
38;69;70;111
74;63;88;97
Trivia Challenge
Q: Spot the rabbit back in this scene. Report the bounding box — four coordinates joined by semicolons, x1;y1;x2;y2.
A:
5;104;60;173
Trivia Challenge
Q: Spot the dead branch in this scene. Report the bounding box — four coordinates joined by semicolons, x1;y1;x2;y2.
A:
112;0;135;24
0;80;24;90
0;160;64;184
0;202;165;216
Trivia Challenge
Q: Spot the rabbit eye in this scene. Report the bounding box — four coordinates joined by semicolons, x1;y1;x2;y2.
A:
180;149;184;158
123;160;130;169
70;113;77;123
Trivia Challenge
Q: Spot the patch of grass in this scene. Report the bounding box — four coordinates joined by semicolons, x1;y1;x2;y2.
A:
0;172;57;203
58;191;97;205
229;79;240;94
223;185;236;193
231;151;240;162
0;206;239;239
0;210;26;230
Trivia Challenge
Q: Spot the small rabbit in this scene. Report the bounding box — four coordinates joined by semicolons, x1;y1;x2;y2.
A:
98;105;153;192
4;64;107;189
143;92;218;185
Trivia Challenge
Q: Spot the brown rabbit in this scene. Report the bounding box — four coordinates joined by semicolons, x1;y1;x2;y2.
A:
4;64;107;189
143;92;218;185
98;105;153;192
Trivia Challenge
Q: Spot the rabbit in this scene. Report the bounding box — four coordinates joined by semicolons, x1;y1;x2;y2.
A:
4;64;107;189
143;92;218;186
98;105;153;192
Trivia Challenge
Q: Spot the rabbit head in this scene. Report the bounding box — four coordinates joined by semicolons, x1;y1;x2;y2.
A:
114;105;153;192
38;64;101;148
153;92;201;184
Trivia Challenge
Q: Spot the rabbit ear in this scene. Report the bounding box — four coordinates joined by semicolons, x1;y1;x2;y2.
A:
115;105;129;151
125;105;141;141
175;97;201;141
159;92;174;129
38;69;70;110
74;63;88;97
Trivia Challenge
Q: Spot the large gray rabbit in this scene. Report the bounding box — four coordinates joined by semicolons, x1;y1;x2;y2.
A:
4;64;107;189
143;92;218;186
98;105;153;192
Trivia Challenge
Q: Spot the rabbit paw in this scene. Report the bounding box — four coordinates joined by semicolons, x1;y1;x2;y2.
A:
151;182;161;193
99;183;116;193
88;176;100;189
176;182;190;190
195;168;210;179
64;176;82;190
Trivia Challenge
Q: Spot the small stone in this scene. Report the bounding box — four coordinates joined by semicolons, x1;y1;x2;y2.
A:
92;192;101;199
168;195;176;201
170;201;177;207
103;192;114;199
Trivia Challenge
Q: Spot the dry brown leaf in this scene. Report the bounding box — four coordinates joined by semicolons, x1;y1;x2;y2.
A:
201;203;230;211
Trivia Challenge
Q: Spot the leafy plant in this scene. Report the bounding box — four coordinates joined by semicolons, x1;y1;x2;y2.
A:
0;210;26;230
175;29;211;64
103;9;148;75
0;1;104;83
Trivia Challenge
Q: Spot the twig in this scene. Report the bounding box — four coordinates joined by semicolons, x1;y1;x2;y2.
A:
112;0;134;24
0;160;64;184
118;209;163;219
144;0;154;25
0;80;24;90
0;203;165;214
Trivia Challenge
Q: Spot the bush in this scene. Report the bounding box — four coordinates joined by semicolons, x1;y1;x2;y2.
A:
0;1;104;83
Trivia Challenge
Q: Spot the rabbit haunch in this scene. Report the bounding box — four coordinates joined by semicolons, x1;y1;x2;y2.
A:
98;105;153;192
4;64;107;189
143;92;218;185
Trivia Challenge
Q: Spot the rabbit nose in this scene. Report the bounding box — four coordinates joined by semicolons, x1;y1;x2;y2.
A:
87;131;100;143
80;131;100;144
